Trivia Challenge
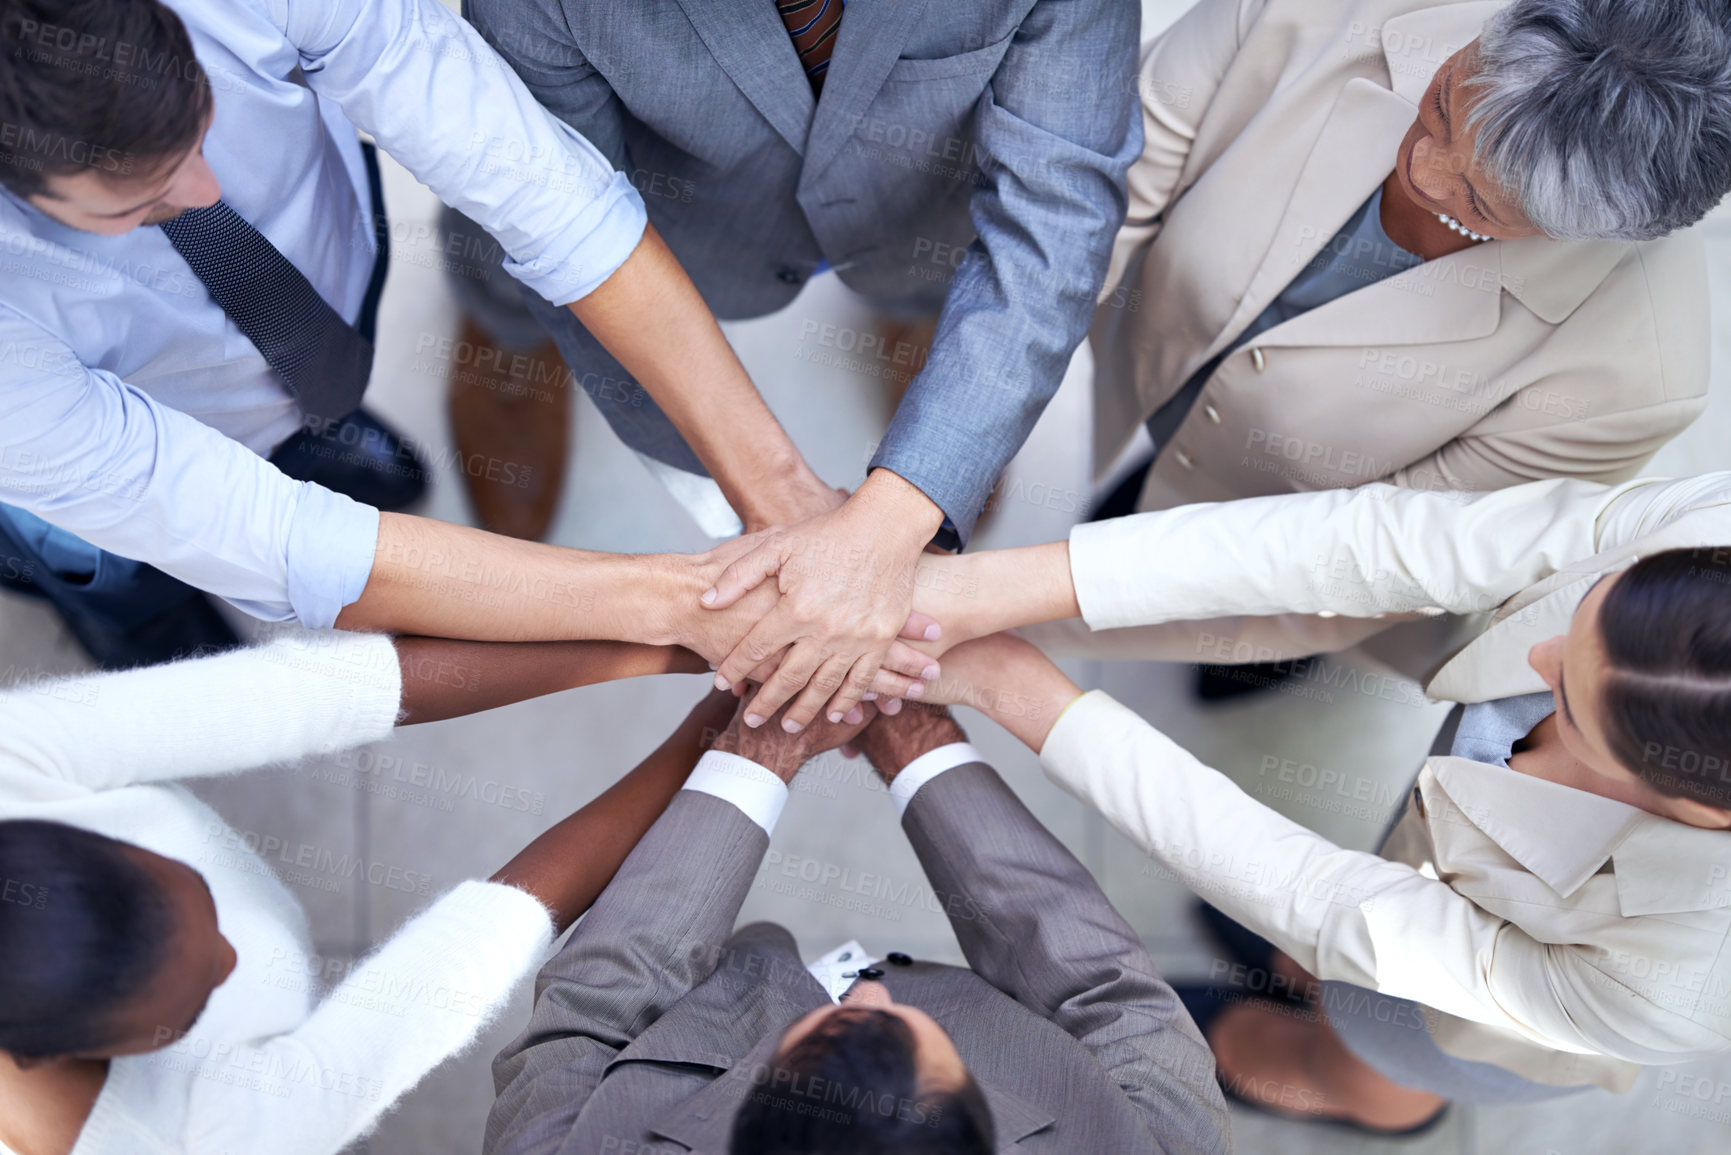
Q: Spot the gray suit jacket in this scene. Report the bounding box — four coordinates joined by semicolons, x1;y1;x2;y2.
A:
485;761;1230;1155
464;0;1142;543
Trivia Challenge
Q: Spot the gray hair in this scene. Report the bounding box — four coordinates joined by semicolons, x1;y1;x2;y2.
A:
1468;0;1731;241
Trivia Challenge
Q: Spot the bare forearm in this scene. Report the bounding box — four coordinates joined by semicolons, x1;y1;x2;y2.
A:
395;638;707;725
914;541;1079;647
490;692;733;933
337;513;698;644
567;224;823;526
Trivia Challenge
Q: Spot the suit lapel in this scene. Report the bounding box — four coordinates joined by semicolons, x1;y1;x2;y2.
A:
802;0;932;181
1204;78;1416;362
671;0;815;155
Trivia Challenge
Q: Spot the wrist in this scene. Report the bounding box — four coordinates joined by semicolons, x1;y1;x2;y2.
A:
632;553;712;649
857;469;945;543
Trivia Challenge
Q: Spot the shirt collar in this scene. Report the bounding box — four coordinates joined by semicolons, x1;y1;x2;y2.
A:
1430;756;1731;912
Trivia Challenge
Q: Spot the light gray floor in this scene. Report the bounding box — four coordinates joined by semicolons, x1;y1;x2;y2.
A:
4;2;1731;1152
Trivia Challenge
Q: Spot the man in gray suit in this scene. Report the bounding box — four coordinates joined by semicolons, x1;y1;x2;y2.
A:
451;0;1142;739
484;699;1229;1155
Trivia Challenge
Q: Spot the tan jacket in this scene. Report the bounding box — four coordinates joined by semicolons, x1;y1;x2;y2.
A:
1091;0;1709;511
1046;473;1731;1089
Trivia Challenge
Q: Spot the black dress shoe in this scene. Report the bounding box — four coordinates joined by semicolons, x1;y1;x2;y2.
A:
269;408;430;512
1194;660;1302;702
59;590;241;671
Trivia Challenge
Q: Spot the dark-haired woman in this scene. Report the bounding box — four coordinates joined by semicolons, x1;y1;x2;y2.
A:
0;629;724;1155
905;472;1731;1131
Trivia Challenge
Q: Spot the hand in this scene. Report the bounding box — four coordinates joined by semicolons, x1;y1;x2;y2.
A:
701;470;948;733
662;537;930;703
709;691;877;784
741;475;847;536
917;632;1083;753
850;703;969;785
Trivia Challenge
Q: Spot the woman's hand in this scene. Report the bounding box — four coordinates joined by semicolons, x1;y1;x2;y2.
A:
919;632;1085;753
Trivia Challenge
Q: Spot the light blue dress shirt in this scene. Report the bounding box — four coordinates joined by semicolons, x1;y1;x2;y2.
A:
0;0;647;627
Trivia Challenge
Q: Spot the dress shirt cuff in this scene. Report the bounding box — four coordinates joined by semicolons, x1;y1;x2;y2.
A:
284;483;380;629
683;751;789;835
889;742;983;818
502;171;648;307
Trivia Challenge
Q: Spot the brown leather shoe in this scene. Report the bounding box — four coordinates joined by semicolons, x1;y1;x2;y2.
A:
445;316;571;541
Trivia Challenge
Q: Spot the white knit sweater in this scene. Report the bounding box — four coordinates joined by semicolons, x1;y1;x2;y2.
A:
0;630;556;1155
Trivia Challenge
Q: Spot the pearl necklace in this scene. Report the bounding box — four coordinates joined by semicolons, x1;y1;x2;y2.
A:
1436;212;1493;243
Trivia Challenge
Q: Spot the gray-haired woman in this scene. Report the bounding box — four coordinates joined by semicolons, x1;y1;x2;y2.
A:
1090;0;1731;692
1092;0;1731;582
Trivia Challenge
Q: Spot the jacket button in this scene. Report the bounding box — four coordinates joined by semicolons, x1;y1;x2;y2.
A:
1203;404;1222;424
1250;348;1267;372
886;952;913;967
776;267;804;285
858;966;885;981
1174;450;1193;470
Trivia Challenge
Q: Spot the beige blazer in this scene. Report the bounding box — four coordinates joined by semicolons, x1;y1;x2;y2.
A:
1046;473;1731;1089
1091;0;1709;512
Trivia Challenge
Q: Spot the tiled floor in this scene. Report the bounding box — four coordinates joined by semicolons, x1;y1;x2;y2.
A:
4;2;1731;1152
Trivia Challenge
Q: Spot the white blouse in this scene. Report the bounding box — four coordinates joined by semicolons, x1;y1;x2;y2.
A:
0;630;555;1155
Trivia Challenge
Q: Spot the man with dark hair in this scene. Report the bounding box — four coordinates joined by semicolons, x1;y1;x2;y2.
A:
485;699;1228;1155
0;0;861;672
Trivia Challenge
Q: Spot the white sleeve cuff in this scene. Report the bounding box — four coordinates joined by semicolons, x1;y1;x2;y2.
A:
889;743;983;818
683;751;789;835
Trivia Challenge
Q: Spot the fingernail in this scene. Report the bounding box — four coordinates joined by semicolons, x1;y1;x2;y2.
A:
844;708;864;724
745;713;764;728
828;712;844;724
905;681;924;700
884;698;903;715
922;664;940;681
923;623;942;641
782;718;803;734
700;588;717;606
862;692;878;702
714;673;731;692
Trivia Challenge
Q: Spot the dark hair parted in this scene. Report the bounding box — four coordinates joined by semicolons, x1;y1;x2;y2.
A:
729;1007;994;1154
0;820;174;1061
0;0;212;198
1597;548;1731;809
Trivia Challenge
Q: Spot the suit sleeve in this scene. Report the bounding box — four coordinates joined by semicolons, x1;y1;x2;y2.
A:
1066;476;1674;630
868;0;1143;543
898;762;1229;1155
1041;692;1731;1068
484;791;769;1155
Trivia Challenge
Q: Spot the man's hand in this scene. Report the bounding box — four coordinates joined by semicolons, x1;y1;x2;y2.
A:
700;470;948;734
741;476;847;536
709;691;877;784
851;703;969;786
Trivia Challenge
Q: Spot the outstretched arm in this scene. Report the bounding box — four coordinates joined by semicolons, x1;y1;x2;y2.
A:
853;704;1229;1155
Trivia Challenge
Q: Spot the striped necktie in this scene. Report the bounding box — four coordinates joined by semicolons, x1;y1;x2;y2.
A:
776;0;843;94
160;202;373;422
